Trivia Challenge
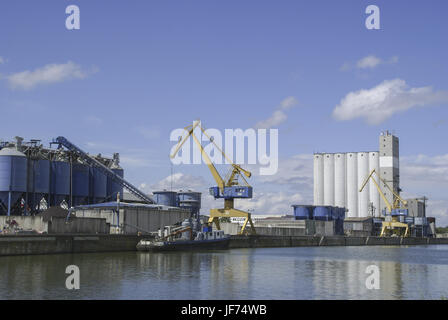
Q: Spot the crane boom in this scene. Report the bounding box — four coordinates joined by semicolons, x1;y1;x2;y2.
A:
171;120;225;191
170;120;256;235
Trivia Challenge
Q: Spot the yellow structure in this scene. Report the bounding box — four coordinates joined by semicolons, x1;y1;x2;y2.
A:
170;120;256;235
359;169;409;237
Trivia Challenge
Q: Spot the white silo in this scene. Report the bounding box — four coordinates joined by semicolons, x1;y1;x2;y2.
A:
323;154;335;206
334;153;346;209
357;152;370;217
346;153;358;218
369;152;381;217
313;154;324;206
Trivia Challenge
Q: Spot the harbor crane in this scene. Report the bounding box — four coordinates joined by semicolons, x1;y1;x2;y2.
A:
359;169;409;237
170;120;256;235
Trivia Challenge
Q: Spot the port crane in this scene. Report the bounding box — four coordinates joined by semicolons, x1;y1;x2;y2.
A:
359;169;409;237
170;120;256;235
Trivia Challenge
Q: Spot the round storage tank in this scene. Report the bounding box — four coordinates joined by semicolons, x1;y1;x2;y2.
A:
0;148;27;212
357;152;370;218
107;166;124;201
90;167;107;202
153;191;178;207
334;153;346;209
51;161;70;206
178;191;201;216
72;163;90;206
313;206;332;221
346;153;358;218
292;205;312;220
27;159;50;211
323;154;335;206
313;154;324;206
369;152;380;217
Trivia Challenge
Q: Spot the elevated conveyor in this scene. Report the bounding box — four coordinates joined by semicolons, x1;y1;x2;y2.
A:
52;136;154;204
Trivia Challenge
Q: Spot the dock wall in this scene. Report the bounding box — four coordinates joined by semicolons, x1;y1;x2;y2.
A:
1;234;448;257
229;235;448;249
0;234;141;256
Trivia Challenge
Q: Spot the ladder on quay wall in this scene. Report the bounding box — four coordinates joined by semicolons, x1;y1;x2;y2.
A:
52;136;154;204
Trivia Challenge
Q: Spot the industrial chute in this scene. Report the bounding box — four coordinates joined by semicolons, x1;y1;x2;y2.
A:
170;120;256;235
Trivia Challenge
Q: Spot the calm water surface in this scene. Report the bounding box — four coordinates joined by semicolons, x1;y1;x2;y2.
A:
1;245;448;300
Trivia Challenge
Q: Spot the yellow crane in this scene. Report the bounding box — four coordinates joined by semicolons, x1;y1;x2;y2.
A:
359;169;409;237
170;120;256;235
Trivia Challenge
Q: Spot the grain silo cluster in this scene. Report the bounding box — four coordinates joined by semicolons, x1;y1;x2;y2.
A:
314;131;399;218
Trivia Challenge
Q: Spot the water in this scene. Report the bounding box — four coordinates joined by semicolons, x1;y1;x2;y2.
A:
1;245;448;300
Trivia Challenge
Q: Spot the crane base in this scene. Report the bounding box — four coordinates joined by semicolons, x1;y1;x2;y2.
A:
208;208;256;235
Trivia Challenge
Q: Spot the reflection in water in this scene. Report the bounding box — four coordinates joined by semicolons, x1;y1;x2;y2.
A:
1;246;448;300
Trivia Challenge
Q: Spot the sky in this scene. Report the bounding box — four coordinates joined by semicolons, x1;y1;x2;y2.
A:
1;0;447;224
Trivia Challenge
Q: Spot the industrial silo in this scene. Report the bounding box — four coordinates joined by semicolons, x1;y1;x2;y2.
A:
27;159;50;211
107;157;124;201
357;152;370;218
334;153;346;209
90;166;107;203
0;148;27;215
369;152;381;217
313;154;324;206
346;152;358;218
153;191;178;207
177;191;201;217
72;162;90;206
50;160;70;206
323;154;335;206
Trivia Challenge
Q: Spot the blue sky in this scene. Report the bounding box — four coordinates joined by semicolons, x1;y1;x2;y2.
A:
1;1;447;223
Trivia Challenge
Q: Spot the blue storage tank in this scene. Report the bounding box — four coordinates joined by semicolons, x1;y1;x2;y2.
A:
27;159;50;211
90;167;107;203
0;148;27;215
178;191;201;217
72;163;89;206
292;205;312;220
153;191;178;207
107;166;124;201
51;161;70;206
313;206;332;221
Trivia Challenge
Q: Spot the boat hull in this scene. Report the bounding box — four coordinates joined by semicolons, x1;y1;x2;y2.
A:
137;237;230;252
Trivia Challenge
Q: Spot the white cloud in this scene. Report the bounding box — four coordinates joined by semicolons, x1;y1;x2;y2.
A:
7;61;94;90
251;154;313;189
255;96;298;129
332;79;448;125
236;191;305;215
341;55;398;71
149;173;208;192
0;57;4;64
357;55;382;69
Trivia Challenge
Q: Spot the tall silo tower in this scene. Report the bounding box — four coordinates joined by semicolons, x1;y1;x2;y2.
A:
379;131;400;215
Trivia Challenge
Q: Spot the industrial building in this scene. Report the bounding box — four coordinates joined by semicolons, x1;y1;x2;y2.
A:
314;131;403;218
0;136;203;236
0;136;130;216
